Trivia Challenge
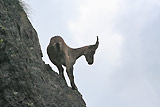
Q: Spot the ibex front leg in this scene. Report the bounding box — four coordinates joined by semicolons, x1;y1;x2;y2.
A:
56;64;65;81
66;66;78;90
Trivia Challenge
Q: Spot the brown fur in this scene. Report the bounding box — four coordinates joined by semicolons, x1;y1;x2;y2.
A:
47;36;99;90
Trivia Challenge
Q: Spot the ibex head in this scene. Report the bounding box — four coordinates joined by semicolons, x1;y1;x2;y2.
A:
84;36;99;65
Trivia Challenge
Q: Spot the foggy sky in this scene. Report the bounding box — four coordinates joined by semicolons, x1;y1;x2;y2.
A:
26;0;160;107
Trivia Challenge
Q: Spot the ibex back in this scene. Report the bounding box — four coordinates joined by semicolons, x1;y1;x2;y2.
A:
47;36;99;90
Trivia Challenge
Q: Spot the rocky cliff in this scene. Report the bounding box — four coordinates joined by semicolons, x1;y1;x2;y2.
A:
0;0;86;107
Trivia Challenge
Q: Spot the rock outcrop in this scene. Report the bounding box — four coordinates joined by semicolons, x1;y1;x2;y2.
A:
0;0;86;106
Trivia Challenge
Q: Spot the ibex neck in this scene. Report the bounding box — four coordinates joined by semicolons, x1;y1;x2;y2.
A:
72;46;87;60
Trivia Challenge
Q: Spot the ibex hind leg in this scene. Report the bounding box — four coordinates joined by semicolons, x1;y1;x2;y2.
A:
55;43;61;51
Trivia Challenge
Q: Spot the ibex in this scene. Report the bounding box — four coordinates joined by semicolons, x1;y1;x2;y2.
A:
47;36;99;90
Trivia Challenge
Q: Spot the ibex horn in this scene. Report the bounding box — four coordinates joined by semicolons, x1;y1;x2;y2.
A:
95;36;99;49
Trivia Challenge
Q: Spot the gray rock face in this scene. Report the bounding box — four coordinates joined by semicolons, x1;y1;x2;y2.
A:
0;0;86;107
